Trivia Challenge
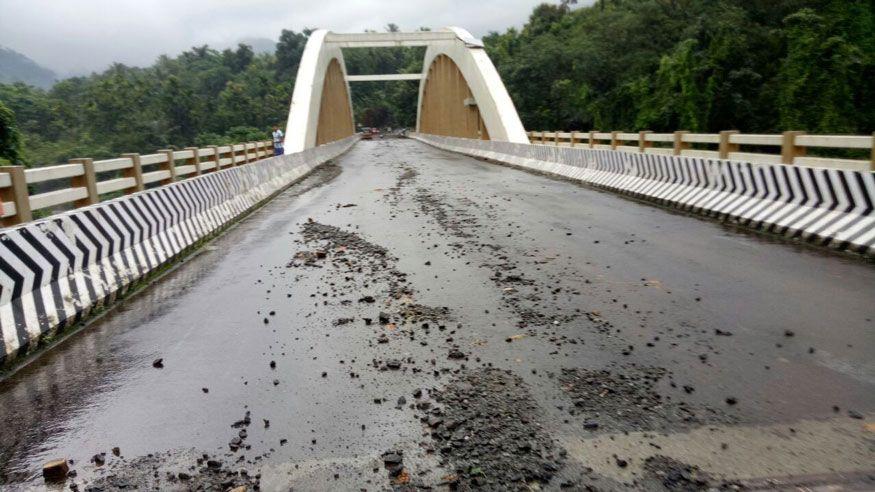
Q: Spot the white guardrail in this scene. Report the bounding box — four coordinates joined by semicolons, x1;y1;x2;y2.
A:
527;130;875;172
0;140;276;227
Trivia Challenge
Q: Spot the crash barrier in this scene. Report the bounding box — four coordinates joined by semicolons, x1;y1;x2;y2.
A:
0;135;358;367
527;130;875;171
0;140;277;227
412;133;875;256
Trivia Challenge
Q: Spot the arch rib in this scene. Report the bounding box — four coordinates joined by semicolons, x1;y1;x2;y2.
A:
284;29;355;153
417;27;528;143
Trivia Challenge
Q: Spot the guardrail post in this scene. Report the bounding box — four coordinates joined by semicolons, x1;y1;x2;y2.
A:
0;166;32;226
781;131;806;165
588;131;597;149
871;132;875;171
638;131;652;153
673;131;690;156
718;130;739;160
70;158;99;207
541;131;546;144
554;132;560;147
120;153;145;193
186;147;201;176
158;149;177;184
569;131;578;148
244;143;253;163
209;146;220;171
610;131;620;150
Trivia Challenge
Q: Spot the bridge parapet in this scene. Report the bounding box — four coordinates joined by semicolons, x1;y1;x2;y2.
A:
0;140;275;227
529;130;875;171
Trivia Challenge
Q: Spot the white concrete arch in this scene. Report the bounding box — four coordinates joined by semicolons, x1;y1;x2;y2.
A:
416;27;528;144
284;27;529;151
283;29;355;153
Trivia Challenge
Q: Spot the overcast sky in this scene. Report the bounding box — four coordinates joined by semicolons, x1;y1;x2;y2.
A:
0;0;560;76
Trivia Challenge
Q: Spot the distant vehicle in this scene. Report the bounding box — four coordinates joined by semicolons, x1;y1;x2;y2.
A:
360;127;373;140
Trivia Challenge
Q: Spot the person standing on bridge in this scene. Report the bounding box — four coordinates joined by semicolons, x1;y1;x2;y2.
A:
272;126;284;156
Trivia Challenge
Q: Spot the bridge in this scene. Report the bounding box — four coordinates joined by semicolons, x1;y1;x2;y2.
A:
0;28;873;491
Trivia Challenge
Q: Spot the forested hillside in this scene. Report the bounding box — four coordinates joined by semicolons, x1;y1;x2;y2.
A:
0;0;872;168
486;0;873;134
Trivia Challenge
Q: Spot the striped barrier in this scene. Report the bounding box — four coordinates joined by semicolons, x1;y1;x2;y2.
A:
0;135;358;367
411;133;875;256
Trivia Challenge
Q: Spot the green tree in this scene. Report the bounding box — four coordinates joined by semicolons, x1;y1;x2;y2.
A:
0;100;24;165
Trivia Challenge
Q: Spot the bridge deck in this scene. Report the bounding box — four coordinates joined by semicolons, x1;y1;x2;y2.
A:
0;139;873;489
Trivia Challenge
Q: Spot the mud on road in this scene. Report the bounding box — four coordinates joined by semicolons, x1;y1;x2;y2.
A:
0;139;874;491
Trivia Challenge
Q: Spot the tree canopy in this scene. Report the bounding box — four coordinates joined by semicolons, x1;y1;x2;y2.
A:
0;1;872;167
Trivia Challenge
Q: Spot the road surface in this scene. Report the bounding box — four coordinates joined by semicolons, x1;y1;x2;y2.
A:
1;139;873;490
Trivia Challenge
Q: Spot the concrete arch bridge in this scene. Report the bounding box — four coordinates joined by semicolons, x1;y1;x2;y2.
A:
282;27;529;152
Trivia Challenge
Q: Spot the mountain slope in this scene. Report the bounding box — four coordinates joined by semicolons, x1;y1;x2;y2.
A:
0;47;56;89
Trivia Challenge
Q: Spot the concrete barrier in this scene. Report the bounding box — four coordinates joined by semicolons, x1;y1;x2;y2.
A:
0;135;358;367
412;133;875;256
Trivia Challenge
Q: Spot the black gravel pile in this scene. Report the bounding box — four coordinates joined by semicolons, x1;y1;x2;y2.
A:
559;365;733;432
421;368;565;490
642;455;743;491
77;449;261;492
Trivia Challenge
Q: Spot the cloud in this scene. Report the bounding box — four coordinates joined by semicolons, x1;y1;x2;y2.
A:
0;0;549;76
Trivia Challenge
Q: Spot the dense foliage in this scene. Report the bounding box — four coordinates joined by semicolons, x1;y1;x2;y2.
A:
0;0;872;167
0;30;309;166
485;0;874;134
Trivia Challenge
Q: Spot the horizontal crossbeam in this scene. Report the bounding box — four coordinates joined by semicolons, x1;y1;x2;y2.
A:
346;73;423;82
324;31;459;48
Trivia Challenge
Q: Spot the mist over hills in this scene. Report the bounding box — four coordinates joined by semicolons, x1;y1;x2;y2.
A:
0;46;56;89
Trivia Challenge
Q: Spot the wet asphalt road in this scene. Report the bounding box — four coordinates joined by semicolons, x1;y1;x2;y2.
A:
0;139;873;491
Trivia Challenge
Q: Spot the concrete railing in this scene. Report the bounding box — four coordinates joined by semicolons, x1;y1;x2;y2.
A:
0;140;275;227
527;130;875;171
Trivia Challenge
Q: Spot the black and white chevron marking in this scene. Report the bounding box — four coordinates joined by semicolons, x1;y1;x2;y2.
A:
0;136;358;365
414;134;875;256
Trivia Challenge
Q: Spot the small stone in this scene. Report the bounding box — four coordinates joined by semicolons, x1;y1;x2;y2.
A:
202;387;209;393
725;397;738;405
92;454;105;466
447;349;465;360
848;410;863;419
270;361;276;369
42;459;69;482
784;330;795;337
583;421;599;430
386;359;402;370
379;312;391;324
382;452;403;465
152;358;164;369
111;447;120;457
